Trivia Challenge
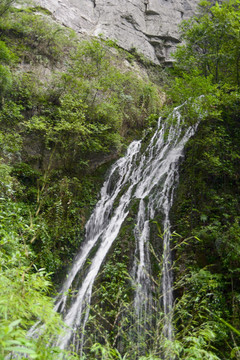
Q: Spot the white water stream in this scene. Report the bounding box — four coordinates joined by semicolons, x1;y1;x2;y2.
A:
53;106;197;355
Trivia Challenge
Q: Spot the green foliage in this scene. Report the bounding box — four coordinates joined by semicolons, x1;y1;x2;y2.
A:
61;38;161;139
0;0;163;283
0;2;19;99
174;0;240;86
0;37;13;98
0;192;77;359
1;7;76;64
90;343;127;360
168;3;240;357
0;4;162;357
171;92;240;354
79;232;233;360
166;0;240;125
85;247;131;357
0;0;15;17
167;71;221;122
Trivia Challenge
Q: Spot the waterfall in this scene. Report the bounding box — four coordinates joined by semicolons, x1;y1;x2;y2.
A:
53;106;197;356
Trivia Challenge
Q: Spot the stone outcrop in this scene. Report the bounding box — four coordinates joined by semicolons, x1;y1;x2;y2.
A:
33;0;199;64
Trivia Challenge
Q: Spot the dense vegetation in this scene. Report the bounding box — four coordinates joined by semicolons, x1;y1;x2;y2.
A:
170;0;240;358
0;1;162;358
1;0;240;358
81;0;240;358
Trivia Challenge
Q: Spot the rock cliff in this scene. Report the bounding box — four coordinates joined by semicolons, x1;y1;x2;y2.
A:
34;0;199;64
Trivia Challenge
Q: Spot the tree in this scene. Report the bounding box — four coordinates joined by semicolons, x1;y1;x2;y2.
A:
174;0;240;86
0;0;15;17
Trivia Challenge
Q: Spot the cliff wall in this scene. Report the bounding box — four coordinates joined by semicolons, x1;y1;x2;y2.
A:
34;0;199;64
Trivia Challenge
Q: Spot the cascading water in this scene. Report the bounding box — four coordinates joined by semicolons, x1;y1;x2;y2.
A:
53;106;197;356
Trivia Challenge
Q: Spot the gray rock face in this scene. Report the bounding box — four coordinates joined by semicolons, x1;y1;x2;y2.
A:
34;0;199;64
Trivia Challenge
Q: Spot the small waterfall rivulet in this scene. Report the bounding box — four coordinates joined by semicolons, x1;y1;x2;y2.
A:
53;105;198;356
